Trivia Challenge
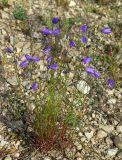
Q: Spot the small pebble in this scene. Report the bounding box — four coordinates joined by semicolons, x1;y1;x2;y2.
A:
84;130;94;140
4;155;12;160
97;130;107;139
117;151;122;158
116;126;122;133
114;136;122;149
107;148;118;157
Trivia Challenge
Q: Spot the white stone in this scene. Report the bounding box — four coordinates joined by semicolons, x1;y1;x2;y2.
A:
75;152;82;157
69;1;76;7
57;155;63;160
14;152;20;157
7;76;18;86
8;0;15;5
97;130;107;139
1;11;9;19
107;98;116;104
0;140;8;147
106;89;114;95
69;72;74;79
76;80;90;94
77;144;82;150
28;8;33;15
105;137;113;146
29;103;36;112
76;127;80;132
78;132;83;137
117;151;122;158
80;137;86;142
114;136;122;149
116;126;122;133
4;155;12;160
16;48;21;53
44;157;51;160
77;158;82;160
107;148;118;157
100;125;114;133
84;131;94;140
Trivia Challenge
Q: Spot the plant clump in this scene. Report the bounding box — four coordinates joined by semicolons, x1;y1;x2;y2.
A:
2;15;120;152
13;6;27;20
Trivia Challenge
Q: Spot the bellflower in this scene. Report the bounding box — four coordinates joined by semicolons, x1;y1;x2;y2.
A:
32;82;38;92
108;78;115;89
83;56;92;64
86;67;101;78
32;56;40;62
20;60;29;68
52;28;60;36
43;46;52;55
81;24;88;32
25;54;40;62
41;27;52;35
80;36;88;43
69;40;76;48
46;55;53;63
49;64;58;70
5;47;13;53
25;54;34;61
52;17;59;24
102;27;112;34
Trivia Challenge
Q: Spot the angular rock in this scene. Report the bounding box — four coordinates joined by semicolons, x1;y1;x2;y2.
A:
96;130;107;139
105;137;113;146
117;151;122;158
84;130;94;140
1;11;9;19
4;155;12;160
44;157;51;160
100;125;114;133
114;136;122;149
76;80;90;94
76;144;82;150
107;98;116;104
7;76;18;86
107;148;118;157
116;125;122;133
77;158;82;160
78;132;83;137
69;1;76;7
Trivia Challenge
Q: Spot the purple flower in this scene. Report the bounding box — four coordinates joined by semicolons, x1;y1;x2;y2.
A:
86;67;101;78
25;54;34;61
83;56;92;64
32;82;38;92
46;55;53;63
81;24;88;32
20;60;29;68
32;56;40;62
43;46;52;55
80;36;88;43
86;44;91;49
52;28;60;36
52;18;60;24
5;47;13;53
49;64;58;70
25;54;40;62
102;27;112;34
108;78;115;89
41;27;52;35
69;40;76;48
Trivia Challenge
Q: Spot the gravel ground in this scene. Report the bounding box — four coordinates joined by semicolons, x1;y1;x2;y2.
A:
0;0;122;159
